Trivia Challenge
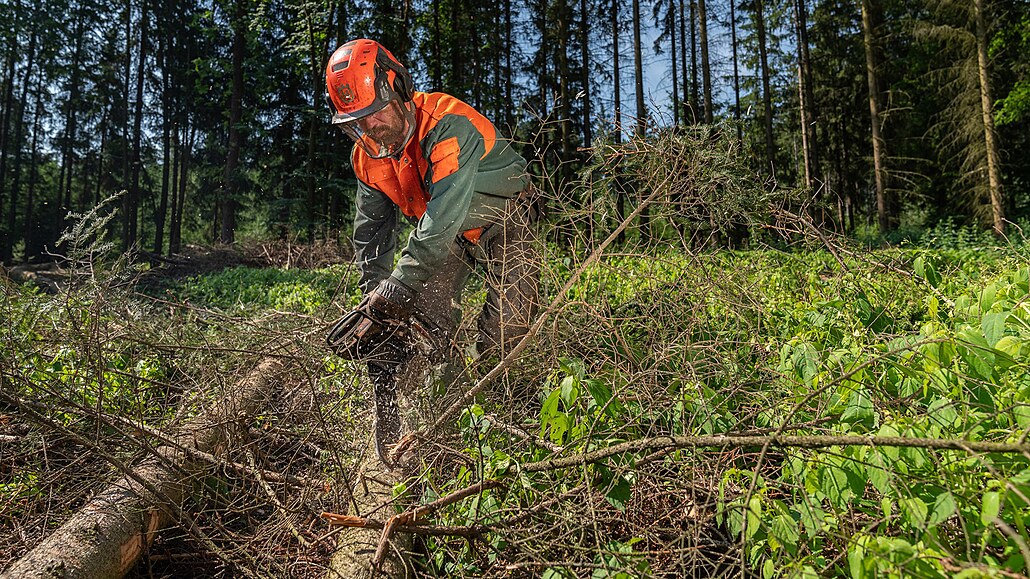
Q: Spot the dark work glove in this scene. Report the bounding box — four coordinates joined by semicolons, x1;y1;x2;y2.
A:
361;276;416;323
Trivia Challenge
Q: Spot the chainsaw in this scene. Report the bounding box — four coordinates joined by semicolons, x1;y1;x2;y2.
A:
326;305;452;465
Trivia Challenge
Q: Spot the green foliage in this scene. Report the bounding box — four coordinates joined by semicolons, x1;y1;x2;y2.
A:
172;264;357;313
411;241;1030;576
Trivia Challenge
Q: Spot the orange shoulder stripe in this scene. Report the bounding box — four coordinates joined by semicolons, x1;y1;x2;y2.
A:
413;92;496;158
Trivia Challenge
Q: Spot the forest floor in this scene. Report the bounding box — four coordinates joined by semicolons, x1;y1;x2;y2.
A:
4;228;1030;578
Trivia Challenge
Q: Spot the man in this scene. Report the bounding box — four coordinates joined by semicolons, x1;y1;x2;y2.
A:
325;39;541;463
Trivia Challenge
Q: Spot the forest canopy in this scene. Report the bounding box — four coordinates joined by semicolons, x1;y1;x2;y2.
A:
0;0;1028;263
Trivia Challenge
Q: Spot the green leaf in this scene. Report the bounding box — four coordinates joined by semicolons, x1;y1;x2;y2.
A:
796;497;825;538
982;491;1001;525
585;378;623;417
605;476;632;511
559;357;585;379
560;375;579;406
913;256;942;288
770;514;800;550
540;389;561;435
996;336;1022;358
867;453;891;494
982;312;1009;347
900;496;928;528
746;496;763;539
848;540;866;579
821;465;847;508
928;492;957;525
957;329;996;381
842;388;875;429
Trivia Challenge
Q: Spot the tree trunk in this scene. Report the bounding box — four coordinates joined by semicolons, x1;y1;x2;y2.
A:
0;11;19;261
698;0;712;124
558;2;572;191
861;0;888;234
580;0;592;148
794;0;818;195
613;0;626;242
221;0;246;245
2;358;285;579
170;120;193;254
60;8;86;222
731;0;741;140
3;22;36;263
155;13;170;255
126;0;148;252
121;0;132;243
670;0;680;127
632;0;650;240
304;4;319;241
974;0;1004;236
678;0;688;122
504;0;513;131
689;0;698;120
168;121;179;254
432;0;441;91
754;0;775;173
23;71;43;261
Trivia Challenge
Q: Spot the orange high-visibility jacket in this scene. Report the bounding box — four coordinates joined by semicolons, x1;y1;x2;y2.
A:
350;92;529;293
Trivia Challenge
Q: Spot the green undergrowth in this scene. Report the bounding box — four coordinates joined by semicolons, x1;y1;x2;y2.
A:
413;244;1030;578
166;263;359;314
5;241;1030;577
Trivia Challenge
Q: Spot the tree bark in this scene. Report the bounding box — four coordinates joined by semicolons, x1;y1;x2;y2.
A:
558;2;573;191
120;0;132;244
580;0;592;148
731;0;741;140
2;359;285;579
690;0;698;119
23;72;42;261
613;0;626;242
698;0;712;124
670;0;680;127
3;20;36;263
754;0;775;172
125;0;148;252
861;0;888;234
632;0;650;240
679;0;689;122
974;0;1005;236
304;3;319;241
794;0;819;195
155;9;170;255
221;0;246;245
60;7;86;222
0;0;19;244
504;0;513;131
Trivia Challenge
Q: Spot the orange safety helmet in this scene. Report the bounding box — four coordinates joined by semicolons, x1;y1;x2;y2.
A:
326;39;416;159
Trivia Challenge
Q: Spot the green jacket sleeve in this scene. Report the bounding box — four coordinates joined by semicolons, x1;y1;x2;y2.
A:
392;115;486;290
352;150;399;294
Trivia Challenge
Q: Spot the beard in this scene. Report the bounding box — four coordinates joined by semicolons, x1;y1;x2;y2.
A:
369;125;406;154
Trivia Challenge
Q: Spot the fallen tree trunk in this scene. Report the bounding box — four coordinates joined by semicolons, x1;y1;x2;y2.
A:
2;358;285;579
324;455;417;579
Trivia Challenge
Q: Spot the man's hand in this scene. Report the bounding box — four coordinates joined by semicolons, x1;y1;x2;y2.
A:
361;276;416;323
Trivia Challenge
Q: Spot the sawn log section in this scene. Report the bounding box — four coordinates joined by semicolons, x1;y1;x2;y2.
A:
2;358;285;579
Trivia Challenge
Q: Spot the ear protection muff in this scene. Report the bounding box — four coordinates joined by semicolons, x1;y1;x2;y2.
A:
377;51;415;102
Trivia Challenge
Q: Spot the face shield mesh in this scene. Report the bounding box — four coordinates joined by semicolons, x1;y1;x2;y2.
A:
334;97;416;159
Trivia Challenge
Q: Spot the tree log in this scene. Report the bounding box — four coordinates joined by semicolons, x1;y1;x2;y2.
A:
324;458;417;579
2;358;285;579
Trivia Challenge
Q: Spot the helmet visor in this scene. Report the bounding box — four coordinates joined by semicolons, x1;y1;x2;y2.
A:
334;98;415;159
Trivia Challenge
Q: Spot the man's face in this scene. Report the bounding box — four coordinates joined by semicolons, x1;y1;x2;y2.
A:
342;97;415;159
